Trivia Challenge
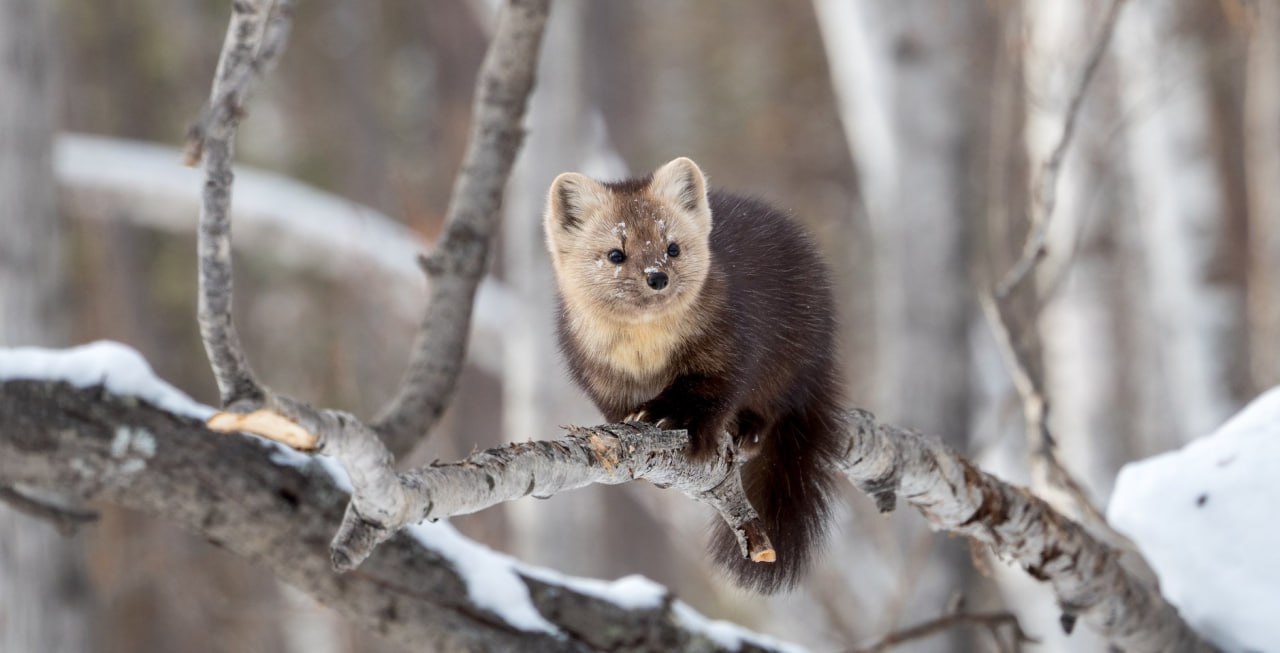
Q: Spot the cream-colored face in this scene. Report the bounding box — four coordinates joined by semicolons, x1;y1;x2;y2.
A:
544;157;714;322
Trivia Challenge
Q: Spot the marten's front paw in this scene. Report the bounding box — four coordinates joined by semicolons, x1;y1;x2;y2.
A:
638;401;722;460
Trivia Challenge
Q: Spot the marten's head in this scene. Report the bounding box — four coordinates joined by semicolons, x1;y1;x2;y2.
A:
544;157;713;321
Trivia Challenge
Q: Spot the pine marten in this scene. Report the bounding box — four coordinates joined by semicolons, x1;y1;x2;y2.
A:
543;157;844;593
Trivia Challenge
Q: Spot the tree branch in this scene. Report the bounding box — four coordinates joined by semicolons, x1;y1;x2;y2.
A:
0;380;791;653
983;0;1130;536
189;0;294;410
0;346;1210;651
838;411;1210;652
371;0;550;456
849;610;1033;653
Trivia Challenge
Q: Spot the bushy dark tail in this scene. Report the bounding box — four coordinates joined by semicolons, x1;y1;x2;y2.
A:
709;403;843;593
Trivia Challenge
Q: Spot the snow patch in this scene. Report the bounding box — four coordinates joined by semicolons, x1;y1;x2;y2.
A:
0;341;215;420
0;343;799;648
521;569;666;610
1109;387;1280;652
673;601;808;653
405;521;559;635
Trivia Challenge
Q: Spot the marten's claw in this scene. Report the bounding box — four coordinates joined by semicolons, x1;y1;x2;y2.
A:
624;410;648;423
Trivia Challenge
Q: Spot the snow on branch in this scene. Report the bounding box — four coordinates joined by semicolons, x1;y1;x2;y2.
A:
0;340;1210;651
0;376;798;653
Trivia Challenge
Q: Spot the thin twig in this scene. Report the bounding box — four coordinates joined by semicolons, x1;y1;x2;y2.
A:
0;485;99;536
983;0;1132;541
996;0;1126;299
371;0;551;458
849;610;1034;653
978;294;1123;541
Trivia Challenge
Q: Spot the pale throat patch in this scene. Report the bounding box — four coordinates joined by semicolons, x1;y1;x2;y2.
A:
570;307;694;379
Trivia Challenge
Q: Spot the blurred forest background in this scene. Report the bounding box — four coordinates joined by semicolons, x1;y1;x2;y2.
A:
2;0;1277;651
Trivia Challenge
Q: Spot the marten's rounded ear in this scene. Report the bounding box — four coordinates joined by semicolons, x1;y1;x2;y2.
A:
649;157;710;229
545;172;605;235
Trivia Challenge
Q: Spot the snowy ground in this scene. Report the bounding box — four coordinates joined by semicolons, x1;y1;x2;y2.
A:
1109;387;1280;653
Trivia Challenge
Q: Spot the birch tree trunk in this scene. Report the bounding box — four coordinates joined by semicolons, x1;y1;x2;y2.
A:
813;1;982;648
1114;0;1250;446
1246;1;1280;390
0;1;93;650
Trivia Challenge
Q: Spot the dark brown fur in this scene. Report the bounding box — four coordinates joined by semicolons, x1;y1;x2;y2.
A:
545;159;843;593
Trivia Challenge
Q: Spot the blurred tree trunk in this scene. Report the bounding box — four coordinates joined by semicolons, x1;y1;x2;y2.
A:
1114;0;1250;446
1006;2;1125;650
500;0;617;576
1246;1;1280;390
1026;0;1135;520
813;1;984;648
0;1;93;651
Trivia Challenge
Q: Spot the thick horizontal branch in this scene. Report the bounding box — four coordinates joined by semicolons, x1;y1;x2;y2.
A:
0;380;793;653
295;409;1209;652
0;341;1209;651
319;422;772;573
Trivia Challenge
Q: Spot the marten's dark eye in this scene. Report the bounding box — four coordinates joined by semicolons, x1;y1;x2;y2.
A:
607;249;626;264
667;242;681;258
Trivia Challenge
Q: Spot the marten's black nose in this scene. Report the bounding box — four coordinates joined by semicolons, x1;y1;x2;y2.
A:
646;270;669;290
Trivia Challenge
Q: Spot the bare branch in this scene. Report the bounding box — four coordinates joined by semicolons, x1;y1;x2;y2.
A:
849;610;1034;653
839;410;1211;652
303;415;772;573
190;0;294;410
996;0;1126;299
0;380;791;653
1;349;1210;650
372;0;551;456
983;0;1132;539
245;401;1207;649
978;294;1124;542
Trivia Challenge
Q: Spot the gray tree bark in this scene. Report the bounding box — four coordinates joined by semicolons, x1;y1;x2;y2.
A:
0;1;93;651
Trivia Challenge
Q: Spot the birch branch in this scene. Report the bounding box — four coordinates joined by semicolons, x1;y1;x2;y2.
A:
249;403;1209;650
0;380;791;653
317;422;773;573
838;410;1210;652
